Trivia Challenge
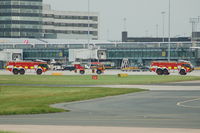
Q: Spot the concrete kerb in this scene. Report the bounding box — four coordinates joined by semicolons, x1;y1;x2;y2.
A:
0;125;200;133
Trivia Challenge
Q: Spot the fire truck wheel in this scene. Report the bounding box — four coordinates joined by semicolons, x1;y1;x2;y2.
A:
80;70;85;74
19;69;25;75
36;69;43;75
96;70;102;74
179;69;187;75
163;69;170;75
13;69;19;75
156;69;163;75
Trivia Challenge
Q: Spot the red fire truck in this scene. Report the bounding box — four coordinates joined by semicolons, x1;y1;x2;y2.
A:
150;61;194;75
74;64;85;74
74;63;105;74
6;61;49;75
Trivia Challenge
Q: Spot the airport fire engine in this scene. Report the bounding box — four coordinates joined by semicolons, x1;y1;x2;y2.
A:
150;61;194;75
74;63;105;74
6;61;49;75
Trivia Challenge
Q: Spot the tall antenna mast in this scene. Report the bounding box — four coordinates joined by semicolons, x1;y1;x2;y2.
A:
123;18;127;31
167;0;171;62
87;0;90;46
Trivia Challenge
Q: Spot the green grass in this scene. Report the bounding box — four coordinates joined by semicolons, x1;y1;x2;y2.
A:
0;75;199;115
0;75;200;85
0;131;16;133
0;86;145;115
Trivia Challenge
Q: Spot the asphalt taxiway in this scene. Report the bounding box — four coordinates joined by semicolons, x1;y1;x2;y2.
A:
0;71;200;133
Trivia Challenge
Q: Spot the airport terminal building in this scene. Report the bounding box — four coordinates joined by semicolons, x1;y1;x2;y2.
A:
0;38;200;69
0;0;43;38
0;0;200;69
0;0;99;40
43;4;99;40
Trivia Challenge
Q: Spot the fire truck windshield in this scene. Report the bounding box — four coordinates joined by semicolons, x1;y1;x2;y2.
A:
182;64;191;68
38;64;49;69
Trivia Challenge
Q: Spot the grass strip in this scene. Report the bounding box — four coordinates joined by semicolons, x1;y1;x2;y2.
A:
0;131;16;133
0;75;200;85
0;86;146;115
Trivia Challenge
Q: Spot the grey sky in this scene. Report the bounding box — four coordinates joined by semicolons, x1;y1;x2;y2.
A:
44;0;200;40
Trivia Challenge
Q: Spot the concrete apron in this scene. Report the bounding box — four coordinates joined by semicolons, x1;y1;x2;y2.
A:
0;125;200;133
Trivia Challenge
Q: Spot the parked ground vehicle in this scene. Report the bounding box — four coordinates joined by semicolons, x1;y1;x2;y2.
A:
121;66;140;71
6;61;49;75
74;64;85;74
63;66;76;71
121;66;149;72
90;62;114;69
139;66;150;71
150;61;194;75
93;64;105;74
50;62;63;70
73;63;105;74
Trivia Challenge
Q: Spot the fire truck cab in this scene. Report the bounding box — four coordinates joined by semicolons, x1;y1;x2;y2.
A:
73;63;105;75
6;61;49;75
150;61;194;75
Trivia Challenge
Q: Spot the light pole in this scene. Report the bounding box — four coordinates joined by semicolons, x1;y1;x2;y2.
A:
161;11;165;42
87;0;90;47
123;18;127;31
168;0;171;62
156;24;158;37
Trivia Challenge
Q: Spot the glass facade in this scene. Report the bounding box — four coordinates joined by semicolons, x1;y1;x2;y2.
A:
23;49;68;60
43;4;99;40
0;0;43;38
21;47;198;66
107;48;197;67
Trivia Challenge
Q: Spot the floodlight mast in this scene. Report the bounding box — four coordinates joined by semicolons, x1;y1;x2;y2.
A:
161;11;165;42
87;0;90;47
123;18;127;31
87;0;92;63
168;0;171;62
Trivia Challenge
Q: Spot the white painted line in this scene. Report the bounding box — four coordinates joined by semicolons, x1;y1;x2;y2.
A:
177;98;200;108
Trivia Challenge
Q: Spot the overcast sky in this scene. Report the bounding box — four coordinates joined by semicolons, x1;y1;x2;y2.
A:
44;0;200;41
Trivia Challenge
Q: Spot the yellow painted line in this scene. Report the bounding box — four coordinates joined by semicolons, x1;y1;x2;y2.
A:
177;98;200;109
51;73;63;76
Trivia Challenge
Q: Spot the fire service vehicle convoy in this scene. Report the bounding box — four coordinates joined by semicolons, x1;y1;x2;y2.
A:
5;60;194;76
